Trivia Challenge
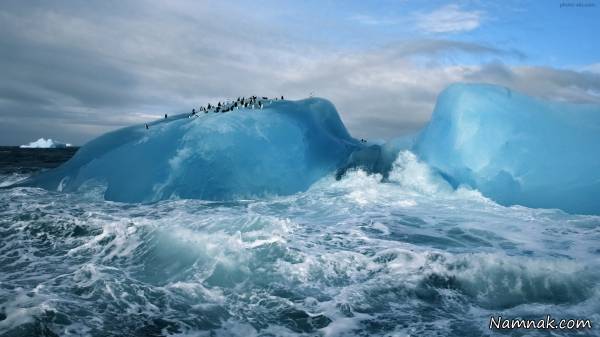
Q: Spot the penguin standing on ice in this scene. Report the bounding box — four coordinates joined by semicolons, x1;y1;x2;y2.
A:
145;123;149;130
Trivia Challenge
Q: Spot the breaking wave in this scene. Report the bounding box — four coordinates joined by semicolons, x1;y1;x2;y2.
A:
1;151;599;336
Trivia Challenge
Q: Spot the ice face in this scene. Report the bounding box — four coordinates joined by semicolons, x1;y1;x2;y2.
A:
21;98;360;202
413;83;600;215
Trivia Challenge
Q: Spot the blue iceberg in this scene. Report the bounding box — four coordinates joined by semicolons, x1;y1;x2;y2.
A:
15;85;600;215
20;98;360;202
413;83;600;215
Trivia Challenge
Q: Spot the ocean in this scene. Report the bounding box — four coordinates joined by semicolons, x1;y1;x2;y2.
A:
0;147;598;336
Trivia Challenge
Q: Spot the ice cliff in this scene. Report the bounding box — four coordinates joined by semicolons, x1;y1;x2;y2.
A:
413;83;600;215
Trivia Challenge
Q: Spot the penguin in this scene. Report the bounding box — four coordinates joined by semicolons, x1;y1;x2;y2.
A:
145;123;149;130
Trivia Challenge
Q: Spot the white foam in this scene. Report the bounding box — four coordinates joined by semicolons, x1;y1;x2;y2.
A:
1;154;599;336
388;151;452;195
0;173;28;187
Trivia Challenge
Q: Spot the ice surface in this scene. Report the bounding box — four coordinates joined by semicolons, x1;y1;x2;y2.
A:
19;138;71;148
21;98;360;202
414;83;600;215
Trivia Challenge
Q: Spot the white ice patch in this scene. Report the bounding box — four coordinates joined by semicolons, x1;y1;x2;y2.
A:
19;138;70;148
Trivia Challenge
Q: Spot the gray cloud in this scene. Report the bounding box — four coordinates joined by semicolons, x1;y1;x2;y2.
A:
0;1;599;146
465;63;600;103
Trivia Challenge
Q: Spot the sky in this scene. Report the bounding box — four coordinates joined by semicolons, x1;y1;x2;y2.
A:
1;0;599;145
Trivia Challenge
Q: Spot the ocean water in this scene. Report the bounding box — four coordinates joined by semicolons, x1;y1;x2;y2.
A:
1;148;599;337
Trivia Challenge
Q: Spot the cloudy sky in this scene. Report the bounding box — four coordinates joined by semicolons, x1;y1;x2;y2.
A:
1;0;599;145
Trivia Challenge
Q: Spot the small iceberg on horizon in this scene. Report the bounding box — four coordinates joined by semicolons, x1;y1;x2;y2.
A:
20;138;72;149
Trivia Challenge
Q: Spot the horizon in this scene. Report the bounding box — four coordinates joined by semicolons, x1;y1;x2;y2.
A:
1;0;599;146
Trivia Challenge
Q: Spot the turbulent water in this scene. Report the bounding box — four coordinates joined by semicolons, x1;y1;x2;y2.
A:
1;148;599;337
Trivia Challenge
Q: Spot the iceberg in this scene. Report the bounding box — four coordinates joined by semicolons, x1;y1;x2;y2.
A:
413;83;600;215
14;85;600;215
19;98;360;202
20;138;71;148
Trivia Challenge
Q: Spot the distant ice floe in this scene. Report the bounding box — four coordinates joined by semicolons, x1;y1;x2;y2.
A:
19;138;72;149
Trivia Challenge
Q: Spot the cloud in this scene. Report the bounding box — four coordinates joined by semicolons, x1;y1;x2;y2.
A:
467;64;600;103
416;4;484;33
350;5;485;35
0;1;598;146
380;39;523;59
0;1;307;144
275;50;600;139
580;63;600;74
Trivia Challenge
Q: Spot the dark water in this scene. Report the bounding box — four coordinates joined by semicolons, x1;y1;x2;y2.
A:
1;149;599;337
0;147;78;175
